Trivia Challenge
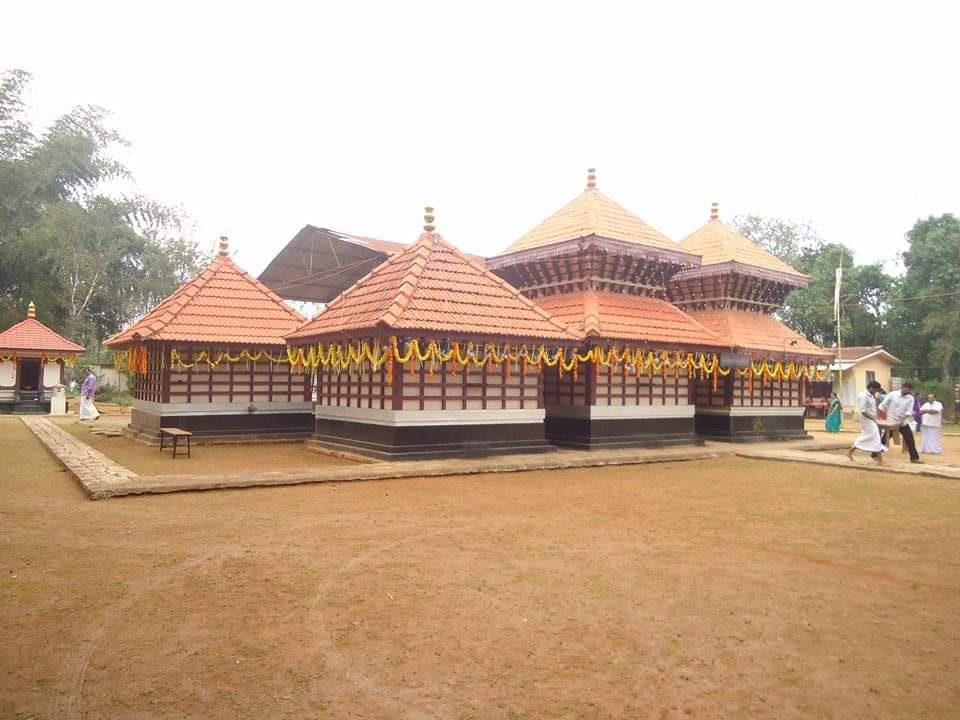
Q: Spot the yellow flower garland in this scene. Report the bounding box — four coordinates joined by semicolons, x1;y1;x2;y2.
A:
114;338;829;386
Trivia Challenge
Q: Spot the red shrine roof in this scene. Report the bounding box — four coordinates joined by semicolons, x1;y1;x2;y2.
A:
684;308;830;359
0;305;84;353
677;204;809;285
105;240;305;348
534;290;728;348
288;213;578;343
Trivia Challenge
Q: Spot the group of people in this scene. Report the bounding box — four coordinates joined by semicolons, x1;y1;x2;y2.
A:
842;381;945;464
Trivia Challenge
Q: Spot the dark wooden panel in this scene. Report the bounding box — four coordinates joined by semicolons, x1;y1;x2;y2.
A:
311;418;553;460
544;416;701;449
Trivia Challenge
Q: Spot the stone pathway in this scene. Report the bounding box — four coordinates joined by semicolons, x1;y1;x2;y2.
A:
19;416;958;500
737;447;960;480
20;416;139;499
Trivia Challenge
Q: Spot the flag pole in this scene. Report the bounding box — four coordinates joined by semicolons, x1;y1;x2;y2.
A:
835;247;844;399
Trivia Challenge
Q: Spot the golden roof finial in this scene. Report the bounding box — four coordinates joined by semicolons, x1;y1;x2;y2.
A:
710;202;719;221
27;301;36;319
423;207;436;232
219;235;229;257
586;168;597;189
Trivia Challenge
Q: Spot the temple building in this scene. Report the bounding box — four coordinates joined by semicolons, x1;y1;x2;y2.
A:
286;209;580;459
668;203;831;440
0;302;84;414
487;170;731;448
104;237;313;442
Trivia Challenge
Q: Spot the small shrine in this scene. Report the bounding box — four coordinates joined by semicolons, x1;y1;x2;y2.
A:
487;171;734;448
0;302;84;414
104;237;313;442
286;209;580;459
668;203;832;440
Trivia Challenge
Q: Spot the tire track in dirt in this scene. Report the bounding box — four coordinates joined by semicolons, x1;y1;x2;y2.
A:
303;524;468;720
50;515;394;719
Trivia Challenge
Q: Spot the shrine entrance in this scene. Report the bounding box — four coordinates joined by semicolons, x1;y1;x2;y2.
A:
18;359;41;399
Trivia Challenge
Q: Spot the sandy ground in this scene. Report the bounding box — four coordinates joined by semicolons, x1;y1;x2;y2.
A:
51;416;355;476
1;417;959;719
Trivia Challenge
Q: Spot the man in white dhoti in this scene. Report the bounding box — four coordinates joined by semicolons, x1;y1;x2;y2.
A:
847;380;886;464
879;381;920;463
920;393;944;455
77;368;100;422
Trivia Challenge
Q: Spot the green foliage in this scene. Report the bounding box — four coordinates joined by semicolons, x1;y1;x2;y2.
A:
889;215;960;384
731;217;895;348
0;69;210;344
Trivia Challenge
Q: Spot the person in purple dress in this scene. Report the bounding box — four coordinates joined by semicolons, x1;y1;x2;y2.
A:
77;369;100;421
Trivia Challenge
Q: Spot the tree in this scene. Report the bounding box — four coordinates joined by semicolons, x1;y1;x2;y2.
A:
731;216;894;348
891;215;960;384
0;69;209;343
730;214;823;269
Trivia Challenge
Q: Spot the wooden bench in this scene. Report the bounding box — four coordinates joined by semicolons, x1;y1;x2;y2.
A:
159;427;192;459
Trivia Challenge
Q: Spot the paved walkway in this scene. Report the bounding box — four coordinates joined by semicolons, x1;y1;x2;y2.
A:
738;447;960;480
19;416;959;500
20;416;139;498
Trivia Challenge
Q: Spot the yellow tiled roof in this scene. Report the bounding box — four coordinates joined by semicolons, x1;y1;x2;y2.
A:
497;173;678;255
679;206;807;278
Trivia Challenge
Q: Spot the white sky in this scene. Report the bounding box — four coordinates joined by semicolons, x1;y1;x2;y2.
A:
4;1;958;277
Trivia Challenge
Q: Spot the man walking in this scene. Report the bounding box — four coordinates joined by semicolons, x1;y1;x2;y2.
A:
848;380;886;464
879;381;920;463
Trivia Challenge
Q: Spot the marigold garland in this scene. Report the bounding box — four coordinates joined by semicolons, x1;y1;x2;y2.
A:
113;338;829;386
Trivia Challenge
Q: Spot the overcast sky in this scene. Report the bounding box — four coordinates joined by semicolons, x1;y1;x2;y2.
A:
4;1;957;276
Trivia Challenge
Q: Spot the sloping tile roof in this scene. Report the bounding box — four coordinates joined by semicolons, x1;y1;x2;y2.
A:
105;252;305;348
679;206;808;280
288;231;579;342
534;290;727;348
495;174;679;256
685;308;830;359
0;318;84;353
832;345;900;363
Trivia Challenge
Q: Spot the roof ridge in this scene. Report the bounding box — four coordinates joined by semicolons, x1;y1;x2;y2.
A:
105;258;222;345
439;236;579;337
582;288;601;336
227;257;305;322
381;233;435;327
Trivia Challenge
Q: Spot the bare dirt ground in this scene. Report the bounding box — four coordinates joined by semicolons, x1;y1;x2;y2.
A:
51;416;355;476
1;417;959;720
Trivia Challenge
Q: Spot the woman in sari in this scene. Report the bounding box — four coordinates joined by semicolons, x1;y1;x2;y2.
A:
824;392;843;432
77;368;100;422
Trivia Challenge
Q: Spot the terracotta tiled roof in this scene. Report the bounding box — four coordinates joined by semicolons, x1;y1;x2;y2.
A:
495;174;679;256
685;308;830;359
288;231;579;342
679;207;808;280
105;253;305;348
0;318;84;353
832;345;900;363
534;290;727;348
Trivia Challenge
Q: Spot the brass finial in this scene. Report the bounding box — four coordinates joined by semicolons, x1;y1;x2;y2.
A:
423;207;435;232
586;168;597;189
710;202;719;221
27;301;36;319
218;235;229;257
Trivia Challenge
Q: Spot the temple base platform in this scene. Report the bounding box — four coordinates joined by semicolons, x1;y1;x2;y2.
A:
126;404;313;445
0;400;52;415
543;405;703;450
309;407;554;460
693;407;809;442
